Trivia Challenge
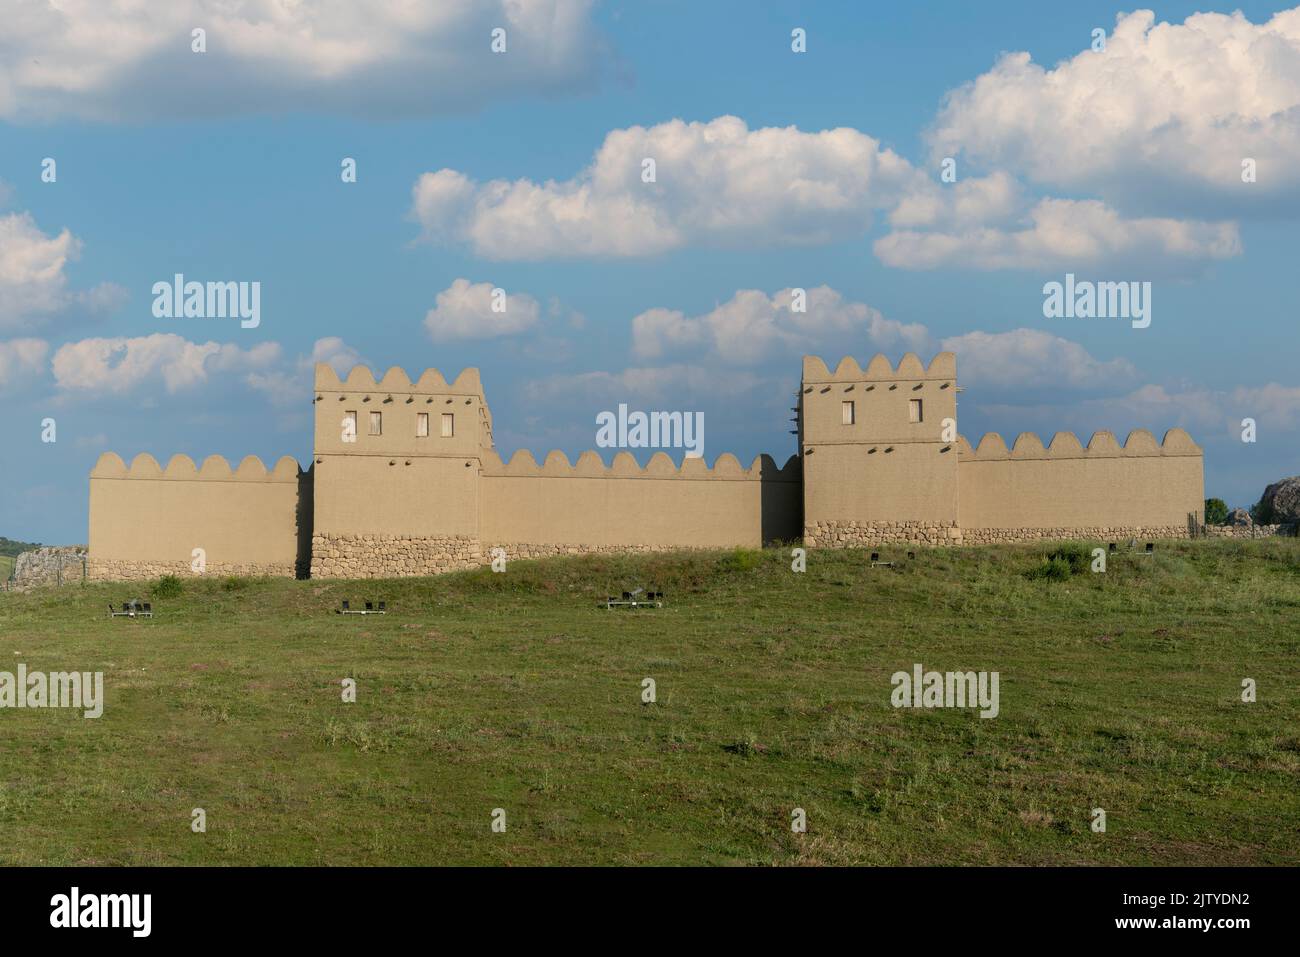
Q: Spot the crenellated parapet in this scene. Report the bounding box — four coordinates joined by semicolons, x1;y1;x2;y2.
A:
802;352;957;382
481;449;801;481
956;428;1202;461
313;363;484;396
90;452;302;481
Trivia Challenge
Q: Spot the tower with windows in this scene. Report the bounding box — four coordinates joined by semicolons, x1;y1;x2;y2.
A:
798;352;960;545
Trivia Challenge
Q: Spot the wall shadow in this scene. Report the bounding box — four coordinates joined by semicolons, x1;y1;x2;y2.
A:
759;453;803;545
296;464;314;579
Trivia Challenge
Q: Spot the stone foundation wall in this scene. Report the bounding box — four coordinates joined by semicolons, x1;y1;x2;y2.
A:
486;542;692;561
1205;523;1294;539
803;522;1204;548
960;525;1192;545
310;534;482;578
804;521;963;547
87;558;295;581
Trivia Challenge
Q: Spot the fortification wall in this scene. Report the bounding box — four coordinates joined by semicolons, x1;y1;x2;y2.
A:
88;453;301;580
479;450;801;557
956;428;1204;543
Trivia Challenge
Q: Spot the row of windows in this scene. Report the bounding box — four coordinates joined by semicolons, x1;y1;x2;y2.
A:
842;399;923;425
341;411;454;438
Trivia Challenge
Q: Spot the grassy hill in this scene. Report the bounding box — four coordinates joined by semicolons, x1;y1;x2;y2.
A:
0;539;1296;866
0;536;40;558
0;536;39;583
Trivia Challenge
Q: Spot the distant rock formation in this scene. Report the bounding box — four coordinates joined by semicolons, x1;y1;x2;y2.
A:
1227;507;1253;527
9;546;88;590
1259;476;1300;524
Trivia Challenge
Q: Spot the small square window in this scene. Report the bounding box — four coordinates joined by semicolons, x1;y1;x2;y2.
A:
909;399;923;423
416;412;429;437
368;411;382;435
441;413;454;437
841;400;855;425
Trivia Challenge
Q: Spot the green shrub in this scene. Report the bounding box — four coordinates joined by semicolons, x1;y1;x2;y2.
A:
1250;499;1274;525
1204;498;1229;525
718;547;763;573
1046;544;1091;575
221;576;248;592
153;574;183;598
1026;556;1074;582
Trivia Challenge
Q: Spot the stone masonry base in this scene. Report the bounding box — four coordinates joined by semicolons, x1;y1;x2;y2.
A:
804;521;963;547
310;534;481;579
87;559;295;581
804;521;1201;548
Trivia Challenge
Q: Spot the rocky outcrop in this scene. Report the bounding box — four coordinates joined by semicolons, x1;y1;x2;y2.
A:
9;546;88;590
1227;507;1253;527
1259;476;1300;524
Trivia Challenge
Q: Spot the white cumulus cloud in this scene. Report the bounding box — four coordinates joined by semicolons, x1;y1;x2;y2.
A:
0;0;606;122
411;116;923;259
0;212;125;331
632;286;933;364
423;278;541;342
929;8;1300;213
875;198;1240;273
52;334;280;395
940;328;1138;391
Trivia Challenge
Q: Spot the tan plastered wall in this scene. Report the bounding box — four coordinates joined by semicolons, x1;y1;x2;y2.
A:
313;455;480;538
803;443;959;524
88;453;299;566
957;429;1204;529
479;450;801;547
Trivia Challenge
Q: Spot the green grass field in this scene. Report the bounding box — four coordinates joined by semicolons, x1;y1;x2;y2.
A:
0;555;13;582
0;539;1296;866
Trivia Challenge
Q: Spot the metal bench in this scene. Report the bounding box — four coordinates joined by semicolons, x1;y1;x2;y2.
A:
108;599;152;619
603;588;663;609
870;552;894;567
338;599;386;615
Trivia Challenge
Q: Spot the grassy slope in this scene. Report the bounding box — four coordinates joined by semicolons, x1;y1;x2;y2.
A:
0;540;1296;866
0;556;13;581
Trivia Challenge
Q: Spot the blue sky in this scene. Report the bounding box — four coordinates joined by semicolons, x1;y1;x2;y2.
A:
1;0;1297;542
